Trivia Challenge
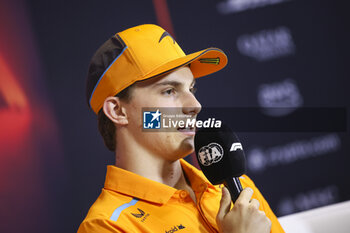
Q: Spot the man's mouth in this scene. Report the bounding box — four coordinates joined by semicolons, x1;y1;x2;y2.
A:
177;126;196;136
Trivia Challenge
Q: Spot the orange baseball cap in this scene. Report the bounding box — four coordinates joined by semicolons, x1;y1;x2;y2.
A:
86;24;228;114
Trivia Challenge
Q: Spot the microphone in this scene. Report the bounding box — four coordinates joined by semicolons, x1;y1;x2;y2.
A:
194;124;246;203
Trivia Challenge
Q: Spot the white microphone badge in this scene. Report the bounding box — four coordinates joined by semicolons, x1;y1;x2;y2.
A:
198;142;224;166
230;142;243;152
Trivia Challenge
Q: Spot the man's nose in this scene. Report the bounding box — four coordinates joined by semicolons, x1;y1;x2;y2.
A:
182;92;202;116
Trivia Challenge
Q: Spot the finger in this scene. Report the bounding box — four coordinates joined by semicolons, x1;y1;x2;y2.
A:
217;187;231;221
249;198;260;209
235;187;254;205
266;216;272;227
258;210;267;216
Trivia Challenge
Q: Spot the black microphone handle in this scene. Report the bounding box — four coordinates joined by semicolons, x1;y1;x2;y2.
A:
223;177;243;203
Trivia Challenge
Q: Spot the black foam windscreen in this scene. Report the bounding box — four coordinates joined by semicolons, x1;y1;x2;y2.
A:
194;124;246;185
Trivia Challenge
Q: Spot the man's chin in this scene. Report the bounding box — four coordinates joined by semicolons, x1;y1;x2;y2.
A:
163;133;195;160
179;137;195;155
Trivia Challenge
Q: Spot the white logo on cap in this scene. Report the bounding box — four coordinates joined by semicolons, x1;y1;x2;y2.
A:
198;143;224;166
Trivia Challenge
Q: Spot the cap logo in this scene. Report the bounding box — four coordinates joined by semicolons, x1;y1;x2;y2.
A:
159;31;175;44
199;58;220;65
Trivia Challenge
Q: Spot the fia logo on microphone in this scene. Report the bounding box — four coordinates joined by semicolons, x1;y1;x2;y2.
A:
198;142;224;166
143;109;161;129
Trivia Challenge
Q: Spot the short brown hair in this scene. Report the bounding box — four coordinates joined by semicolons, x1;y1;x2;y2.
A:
97;84;134;151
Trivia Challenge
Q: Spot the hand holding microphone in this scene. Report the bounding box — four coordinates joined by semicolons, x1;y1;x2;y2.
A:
217;187;271;233
194;124;271;233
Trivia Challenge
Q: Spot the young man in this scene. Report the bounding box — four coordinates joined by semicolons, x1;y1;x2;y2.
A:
78;24;284;233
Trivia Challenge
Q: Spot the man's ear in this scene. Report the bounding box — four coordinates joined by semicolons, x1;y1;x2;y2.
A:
102;96;128;125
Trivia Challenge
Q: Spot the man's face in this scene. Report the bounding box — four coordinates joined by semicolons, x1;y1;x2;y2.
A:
121;66;202;161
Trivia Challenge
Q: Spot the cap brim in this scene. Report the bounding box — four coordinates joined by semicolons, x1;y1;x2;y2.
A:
89;47;227;114
140;48;227;81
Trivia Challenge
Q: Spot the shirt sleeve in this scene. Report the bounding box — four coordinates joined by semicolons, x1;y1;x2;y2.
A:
242;175;285;233
77;217;130;233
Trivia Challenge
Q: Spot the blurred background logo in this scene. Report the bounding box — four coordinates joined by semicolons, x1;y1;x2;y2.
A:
237;27;295;61
258;79;303;116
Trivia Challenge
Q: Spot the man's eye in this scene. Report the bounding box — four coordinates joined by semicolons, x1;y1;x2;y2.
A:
190;87;197;94
163;88;176;95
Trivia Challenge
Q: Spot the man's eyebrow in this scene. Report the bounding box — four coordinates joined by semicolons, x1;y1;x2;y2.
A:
153;81;182;88
154;79;196;88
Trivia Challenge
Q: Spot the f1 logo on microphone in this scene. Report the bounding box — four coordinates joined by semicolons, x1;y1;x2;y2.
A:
230;142;243;151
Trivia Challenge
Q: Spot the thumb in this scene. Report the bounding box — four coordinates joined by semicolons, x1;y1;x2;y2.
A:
217;187;231;221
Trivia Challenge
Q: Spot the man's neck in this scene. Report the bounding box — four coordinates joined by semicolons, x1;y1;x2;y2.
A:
115;143;187;188
114;131;197;203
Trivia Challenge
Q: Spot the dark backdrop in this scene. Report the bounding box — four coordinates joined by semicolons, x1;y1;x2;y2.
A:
0;0;349;232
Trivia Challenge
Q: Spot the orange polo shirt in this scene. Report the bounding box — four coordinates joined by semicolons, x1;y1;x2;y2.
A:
78;159;284;233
